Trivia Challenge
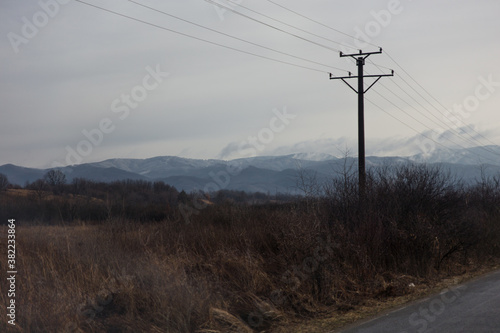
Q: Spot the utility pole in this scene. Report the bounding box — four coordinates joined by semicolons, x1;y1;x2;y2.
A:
330;48;393;200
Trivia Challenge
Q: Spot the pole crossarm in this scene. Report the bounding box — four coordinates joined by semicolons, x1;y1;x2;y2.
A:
329;72;353;80
330;71;394;93
340;48;383;59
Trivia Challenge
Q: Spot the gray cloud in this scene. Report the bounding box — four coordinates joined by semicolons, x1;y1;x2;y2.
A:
1;0;499;167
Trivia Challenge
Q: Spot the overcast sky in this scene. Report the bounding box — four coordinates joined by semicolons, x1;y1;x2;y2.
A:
1;0;499;168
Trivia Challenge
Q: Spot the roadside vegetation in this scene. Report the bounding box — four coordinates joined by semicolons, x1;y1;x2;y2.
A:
0;163;499;332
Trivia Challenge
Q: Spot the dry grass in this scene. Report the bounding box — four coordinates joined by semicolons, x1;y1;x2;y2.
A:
1;165;500;332
1;208;498;332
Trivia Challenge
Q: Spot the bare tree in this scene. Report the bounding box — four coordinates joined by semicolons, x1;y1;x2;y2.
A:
0;173;9;191
296;167;321;199
44;170;66;186
30;179;48;201
44;170;66;194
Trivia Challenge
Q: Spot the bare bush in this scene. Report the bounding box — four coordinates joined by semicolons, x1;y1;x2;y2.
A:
2;165;500;332
44;169;66;194
0;173;9;191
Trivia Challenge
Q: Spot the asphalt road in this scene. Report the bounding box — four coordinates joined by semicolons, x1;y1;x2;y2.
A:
339;269;500;333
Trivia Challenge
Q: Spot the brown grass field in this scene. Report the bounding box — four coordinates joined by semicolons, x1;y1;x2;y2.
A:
1;165;500;332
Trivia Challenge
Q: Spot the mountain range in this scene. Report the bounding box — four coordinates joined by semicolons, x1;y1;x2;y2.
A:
2;146;500;194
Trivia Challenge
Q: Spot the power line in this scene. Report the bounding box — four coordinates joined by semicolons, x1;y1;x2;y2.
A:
275;0;500;164
75;0;498;163
376;79;454;128
225;0;499;158
365;97;435;141
366;59;393;71
366;66;490;147
74;0;330;74
383;76;499;155
265;0;380;49
370;88;500;164
205;0;341;53
368;58;491;145
364;97;472;155
371;88;442;135
263;0;498;150
373;76;500;158
128;0;348;73
370;58;500;153
221;0;358;53
384;50;499;148
263;0;495;148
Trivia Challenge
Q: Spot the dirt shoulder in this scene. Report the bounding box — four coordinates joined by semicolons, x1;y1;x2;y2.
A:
271;262;500;333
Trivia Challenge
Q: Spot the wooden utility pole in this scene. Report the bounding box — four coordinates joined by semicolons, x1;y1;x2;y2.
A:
330;48;393;200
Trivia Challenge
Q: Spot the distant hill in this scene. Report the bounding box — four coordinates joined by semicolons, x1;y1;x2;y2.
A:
1;146;500;193
0;164;45;186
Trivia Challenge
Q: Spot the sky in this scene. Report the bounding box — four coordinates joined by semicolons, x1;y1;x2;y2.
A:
1;0;500;168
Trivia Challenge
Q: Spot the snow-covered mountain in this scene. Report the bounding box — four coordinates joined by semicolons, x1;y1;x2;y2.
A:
2;146;500;193
409;145;500;166
90;156;226;178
